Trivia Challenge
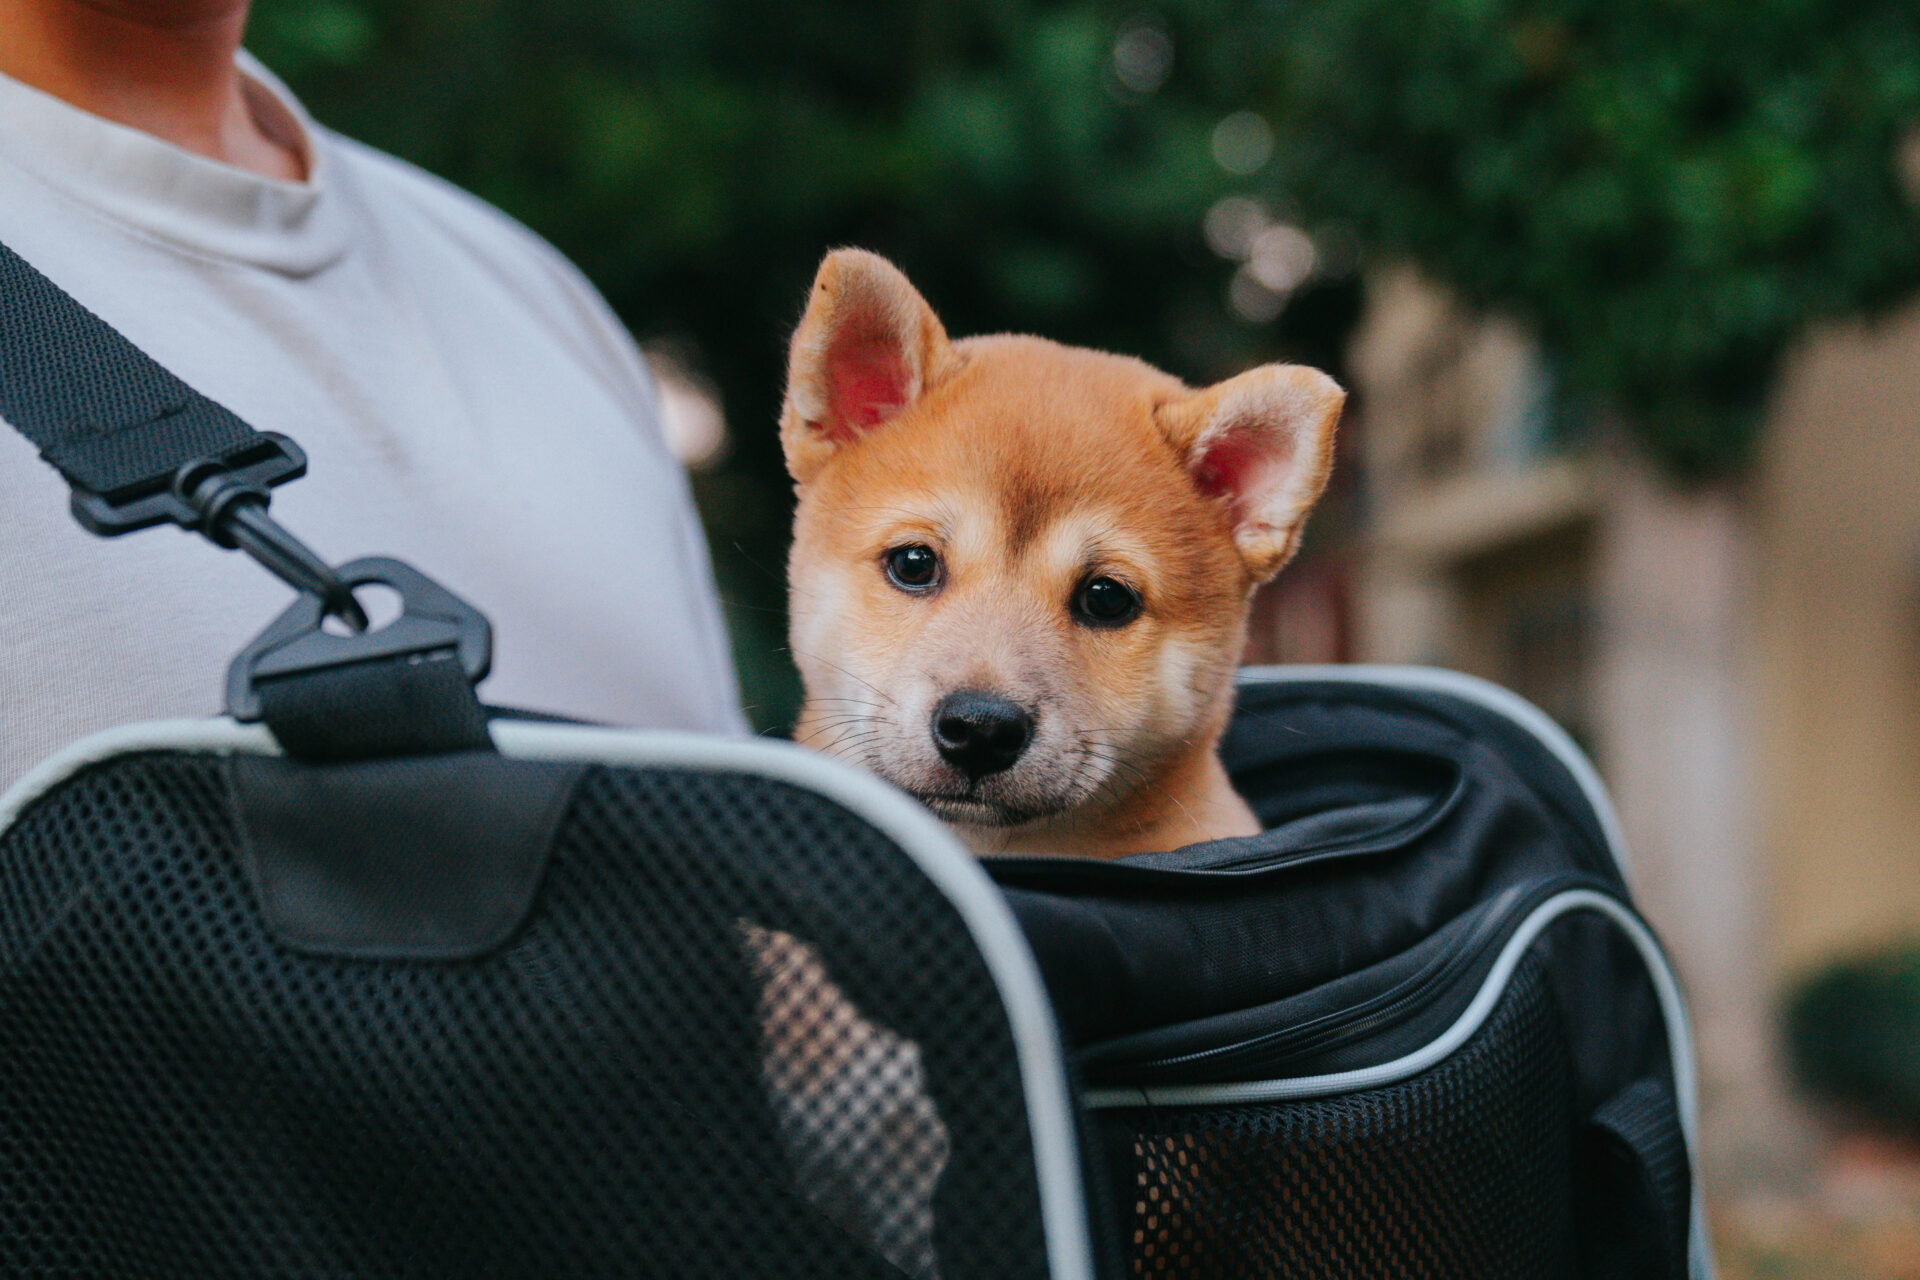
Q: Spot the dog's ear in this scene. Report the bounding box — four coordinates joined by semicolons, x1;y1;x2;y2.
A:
780;249;958;486
1157;364;1344;583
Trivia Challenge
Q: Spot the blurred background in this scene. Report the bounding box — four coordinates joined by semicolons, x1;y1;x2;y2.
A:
248;1;1920;1272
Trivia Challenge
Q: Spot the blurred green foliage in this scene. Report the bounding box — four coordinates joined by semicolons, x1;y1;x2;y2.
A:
1787;944;1920;1132
249;0;1920;720
247;0;1355;728
1253;0;1920;477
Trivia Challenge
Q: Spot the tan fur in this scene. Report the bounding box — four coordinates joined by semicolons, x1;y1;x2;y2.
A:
782;249;1343;858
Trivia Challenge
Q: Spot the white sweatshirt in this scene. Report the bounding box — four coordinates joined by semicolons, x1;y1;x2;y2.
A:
0;55;748;791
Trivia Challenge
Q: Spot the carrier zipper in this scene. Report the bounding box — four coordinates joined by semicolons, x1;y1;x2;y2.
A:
1119;879;1567;1080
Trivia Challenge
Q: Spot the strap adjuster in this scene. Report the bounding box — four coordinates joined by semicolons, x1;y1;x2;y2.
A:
67;430;306;535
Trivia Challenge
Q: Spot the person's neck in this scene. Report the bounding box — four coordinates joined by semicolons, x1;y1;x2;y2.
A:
0;0;303;180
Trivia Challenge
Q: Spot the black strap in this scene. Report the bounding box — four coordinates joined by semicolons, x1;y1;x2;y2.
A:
258;651;495;762
1576;1077;1691;1279
1;239;495;761
0;240;276;506
229;751;583;958
0;237;373;633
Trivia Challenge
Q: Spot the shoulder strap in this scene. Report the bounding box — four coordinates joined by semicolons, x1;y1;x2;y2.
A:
0;239;365;627
0;239;493;760
0;240;274;508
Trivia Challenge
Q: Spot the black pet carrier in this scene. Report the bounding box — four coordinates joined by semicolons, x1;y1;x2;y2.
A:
992;666;1711;1279
2;238;1713;1278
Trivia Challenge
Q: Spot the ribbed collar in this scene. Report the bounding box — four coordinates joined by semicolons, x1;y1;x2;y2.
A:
0;52;350;276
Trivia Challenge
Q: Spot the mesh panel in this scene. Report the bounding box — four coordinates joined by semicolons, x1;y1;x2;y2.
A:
743;922;953;1278
1099;956;1574;1279
0;753;1053;1279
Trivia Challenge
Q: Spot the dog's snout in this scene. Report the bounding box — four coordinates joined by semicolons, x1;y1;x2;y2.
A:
931;691;1033;780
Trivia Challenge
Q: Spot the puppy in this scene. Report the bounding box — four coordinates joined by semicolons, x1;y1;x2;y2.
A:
746;250;1342;1275
781;248;1344;858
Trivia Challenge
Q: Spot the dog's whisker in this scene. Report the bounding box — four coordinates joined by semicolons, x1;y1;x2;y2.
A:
818;740;885;766
812;723;886;748
1082;747;1198;832
785;648;901;708
728;540;816;599
818;725;885;744
808;723;880;740
806;710;884;727
1074;741;1183;830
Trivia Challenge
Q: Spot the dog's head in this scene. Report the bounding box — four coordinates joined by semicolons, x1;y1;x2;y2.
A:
781;249;1342;843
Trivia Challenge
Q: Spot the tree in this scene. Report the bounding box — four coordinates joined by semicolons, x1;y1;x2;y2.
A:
1248;0;1920;477
249;0;1917;715
248;0;1357;725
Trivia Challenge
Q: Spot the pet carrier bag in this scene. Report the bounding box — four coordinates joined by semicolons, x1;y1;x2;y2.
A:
0;240;1097;1279
991;666;1712;1279
1;238;1713;1279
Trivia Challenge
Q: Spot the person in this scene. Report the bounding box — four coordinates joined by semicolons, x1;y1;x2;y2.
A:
0;0;749;792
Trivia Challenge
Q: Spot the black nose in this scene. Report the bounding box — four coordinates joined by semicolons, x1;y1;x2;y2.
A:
931;690;1034;780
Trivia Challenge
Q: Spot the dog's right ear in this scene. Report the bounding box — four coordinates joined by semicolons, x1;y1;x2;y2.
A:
780;249;957;486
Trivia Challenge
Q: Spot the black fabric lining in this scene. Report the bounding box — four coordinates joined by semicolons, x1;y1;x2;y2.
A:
1226;678;1620;882
994;677;1633;1050
1070;880;1589;1085
254;651;495;763
990;756;1460;891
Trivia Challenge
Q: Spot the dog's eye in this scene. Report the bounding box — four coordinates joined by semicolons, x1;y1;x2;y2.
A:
1073;576;1142;627
884;544;942;591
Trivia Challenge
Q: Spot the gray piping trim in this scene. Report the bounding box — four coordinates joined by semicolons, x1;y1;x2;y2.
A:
1240;665;1711;1275
1239;664;1634;883
0;718;282;833
0;718;1096;1280
1080;888;1710;1277
1078;890;1690;1114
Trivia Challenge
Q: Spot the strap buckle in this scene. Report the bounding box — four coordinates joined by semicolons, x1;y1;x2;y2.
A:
225;557;493;723
67;430;305;535
70;433;369;632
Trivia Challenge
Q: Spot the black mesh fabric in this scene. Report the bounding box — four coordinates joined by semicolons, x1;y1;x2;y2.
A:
1096;956;1574;1279
0;752;1055;1279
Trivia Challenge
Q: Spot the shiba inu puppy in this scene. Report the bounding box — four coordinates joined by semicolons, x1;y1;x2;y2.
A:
781;248;1344;858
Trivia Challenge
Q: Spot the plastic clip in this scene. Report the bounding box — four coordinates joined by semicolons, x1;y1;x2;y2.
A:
226;557;493;723
174;459;369;633
67;432;367;632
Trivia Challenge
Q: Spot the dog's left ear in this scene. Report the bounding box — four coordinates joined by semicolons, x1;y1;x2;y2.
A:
1157;364;1344;583
780;248;959;486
